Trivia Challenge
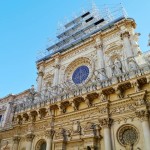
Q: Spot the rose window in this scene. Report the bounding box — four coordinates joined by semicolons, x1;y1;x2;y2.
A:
72;65;89;84
118;125;138;146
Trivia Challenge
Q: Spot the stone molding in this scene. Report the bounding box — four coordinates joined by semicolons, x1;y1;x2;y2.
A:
45;128;55;139
135;110;149;121
26;132;35;142
120;31;130;40
13;135;20;144
99;118;113;128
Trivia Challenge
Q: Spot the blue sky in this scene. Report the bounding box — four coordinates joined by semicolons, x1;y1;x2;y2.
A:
0;0;150;98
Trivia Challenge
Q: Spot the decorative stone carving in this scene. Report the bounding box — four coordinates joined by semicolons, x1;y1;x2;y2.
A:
29;111;38;122
114;86;124;99
72;121;81;134
128;58;138;72
84;97;92;107
45;128;55;139
135;110;149;121
121;31;130;40
99;92;107;102
13;135;20;144
26;133;35;141
131;80;140;92
64;57;93;83
84;122;95;131
99;118;113;128
117;124;139;149
114;58;123;75
71;101;78;111
55;128;65;140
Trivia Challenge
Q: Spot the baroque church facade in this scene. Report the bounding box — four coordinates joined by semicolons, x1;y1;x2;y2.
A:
0;5;150;150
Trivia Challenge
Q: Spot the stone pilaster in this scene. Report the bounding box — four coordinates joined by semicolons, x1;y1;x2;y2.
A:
53;54;60;86
37;71;44;92
95;37;105;80
99;118;113;150
26;132;35;150
45;128;55;150
121;31;133;70
135;110;150;150
13;135;20;150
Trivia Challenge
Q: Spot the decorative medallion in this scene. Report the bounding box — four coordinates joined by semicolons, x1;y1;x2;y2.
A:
117;124;139;146
72;65;89;84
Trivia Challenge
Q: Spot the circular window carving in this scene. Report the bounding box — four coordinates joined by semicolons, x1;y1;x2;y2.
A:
64;57;94;84
72;65;89;84
117;125;139;146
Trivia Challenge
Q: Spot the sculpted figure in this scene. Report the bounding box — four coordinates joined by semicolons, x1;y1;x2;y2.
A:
72;121;81;134
114;58;123;75
128;58;138;71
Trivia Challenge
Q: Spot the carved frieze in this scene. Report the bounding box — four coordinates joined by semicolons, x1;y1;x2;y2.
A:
99;118;113;128
135;110;149;121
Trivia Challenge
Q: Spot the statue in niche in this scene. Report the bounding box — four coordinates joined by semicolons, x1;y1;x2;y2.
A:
114;58;123;75
109;59;115;76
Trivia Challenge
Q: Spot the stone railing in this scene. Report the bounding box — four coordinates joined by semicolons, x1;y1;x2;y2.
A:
14;52;150;113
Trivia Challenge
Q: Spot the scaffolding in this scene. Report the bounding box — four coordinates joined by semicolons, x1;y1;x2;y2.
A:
36;4;128;62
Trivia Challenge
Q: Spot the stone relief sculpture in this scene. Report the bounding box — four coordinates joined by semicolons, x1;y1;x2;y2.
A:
72;121;81;134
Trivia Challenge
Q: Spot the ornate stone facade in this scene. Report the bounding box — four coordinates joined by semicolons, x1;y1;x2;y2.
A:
0;5;150;150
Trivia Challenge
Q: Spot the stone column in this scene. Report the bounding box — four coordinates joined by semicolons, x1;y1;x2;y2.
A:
26;132;35;150
136;110;150;150
121;31;134;71
95;37;105;80
45;128;55;150
13;135;20;150
99;118;113;150
37;65;44;92
121;31;133;58
53;54;60;86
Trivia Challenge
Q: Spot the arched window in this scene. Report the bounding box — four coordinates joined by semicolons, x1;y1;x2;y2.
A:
35;140;47;150
40;142;46;150
87;146;91;150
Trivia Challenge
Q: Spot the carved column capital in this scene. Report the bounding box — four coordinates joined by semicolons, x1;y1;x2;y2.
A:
26;132;35;142
135;110;149;121
54;64;60;69
45;128;55;139
99;118;113;128
13;135;20;144
38;71;44;77
94;43;103;49
121;31;130;40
